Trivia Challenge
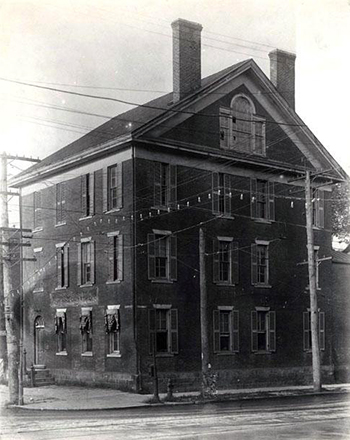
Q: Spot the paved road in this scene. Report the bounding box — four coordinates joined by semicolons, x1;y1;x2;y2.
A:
1;394;350;439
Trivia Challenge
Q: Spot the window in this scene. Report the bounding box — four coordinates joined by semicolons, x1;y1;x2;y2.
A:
33;191;42;230
80;308;92;353
250;179;275;221
251;309;276;352
81;173;94;217
56;243;69;289
251;242;270;286
312;189;324;228
78;239;95;285
105;306;120;355
212;173;233;216
148;231;177;281
55;309;67;353
107;232;123;282
213;237;239;284
33;247;44;292
219;94;266;155
103;163;123;212
149;307;178;355
303;311;325;351
153;162;177;208
56;182;66;225
213;308;239;353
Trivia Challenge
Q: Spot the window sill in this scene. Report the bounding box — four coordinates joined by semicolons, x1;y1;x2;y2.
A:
213;213;235;220
33;288;44;293
55;286;68;291
79;216;93;221
154;353;174;358
253;219;272;225
151;279;174;284
216;351;237;356
80;283;94;288
55;222;67;228
253;284;272;289
215;283;237;287
56;351;68;356
81;352;93;357
107;352;121;358
254;351;274;355
105;208;121;214
33;227;43;233
106;280;121;285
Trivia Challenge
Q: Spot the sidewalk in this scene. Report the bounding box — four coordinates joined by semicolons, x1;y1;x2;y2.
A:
1;383;349;411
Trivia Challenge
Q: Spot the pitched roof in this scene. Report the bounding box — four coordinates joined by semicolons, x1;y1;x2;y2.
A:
13;61;247;180
331;250;350;264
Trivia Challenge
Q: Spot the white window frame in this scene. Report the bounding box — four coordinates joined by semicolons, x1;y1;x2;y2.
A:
80;307;93;355
252;240;270;287
55;182;66;226
106;231;123;283
148;230;177;282
55;242;69;289
251;307;276;353
78;237;95;286
213;307;239;354
149;305;179;355
80;173;94;219
33;247;44;292
33;191;43;231
106;305;121;357
55;308;67;355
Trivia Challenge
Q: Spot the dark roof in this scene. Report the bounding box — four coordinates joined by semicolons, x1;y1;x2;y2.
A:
331;250;350;264
14;61;248;179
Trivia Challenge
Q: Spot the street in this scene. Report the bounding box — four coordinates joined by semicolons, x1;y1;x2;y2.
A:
1;393;350;440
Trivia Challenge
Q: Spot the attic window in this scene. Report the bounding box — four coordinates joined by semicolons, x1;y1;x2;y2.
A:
219;94;266;156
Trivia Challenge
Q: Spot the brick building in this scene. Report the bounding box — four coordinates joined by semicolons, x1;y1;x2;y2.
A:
11;19;347;392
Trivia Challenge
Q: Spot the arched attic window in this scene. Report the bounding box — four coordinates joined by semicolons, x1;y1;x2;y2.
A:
219;94;266;155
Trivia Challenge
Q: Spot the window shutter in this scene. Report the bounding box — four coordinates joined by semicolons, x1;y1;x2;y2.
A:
89;172;95;215
57;248;62;288
116;163;123;209
213;239;219;283
319;312;325;351
232;310;239;353
268;182;275;221
303;312;310;351
102;166;108;212
90;241;95;284
170;235;177;281
251;311;258;352
170;309;179;354
169;165;177;207
268;311;276;352
219;107;230;149
64;246;69;287
56;184;60;224
107;235;114;281
149;309;156;354
251;244;257;284
81;175;87;216
253;116;266;155
154;162;161;206
231;241;239;284
148;234;156;279
117;234;124;281
212;172;219;214
318;190;324;228
250;178;257;218
224;174;232;216
77;243;82;285
213;310;220;353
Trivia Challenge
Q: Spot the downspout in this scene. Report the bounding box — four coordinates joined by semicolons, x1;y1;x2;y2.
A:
132;142;141;391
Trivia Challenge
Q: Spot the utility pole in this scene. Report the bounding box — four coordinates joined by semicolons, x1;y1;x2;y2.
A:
305;170;322;392
199;228;210;396
0;153;40;405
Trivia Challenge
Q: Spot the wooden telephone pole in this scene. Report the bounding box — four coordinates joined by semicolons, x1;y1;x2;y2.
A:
305;170;321;392
0;153;40;404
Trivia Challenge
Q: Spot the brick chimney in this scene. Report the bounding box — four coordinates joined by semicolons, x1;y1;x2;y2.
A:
171;19;203;103
268;49;296;110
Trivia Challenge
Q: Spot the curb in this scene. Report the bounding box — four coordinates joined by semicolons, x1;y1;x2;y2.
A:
6;388;349;412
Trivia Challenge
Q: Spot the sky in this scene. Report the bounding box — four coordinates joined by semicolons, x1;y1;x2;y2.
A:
0;0;349;183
